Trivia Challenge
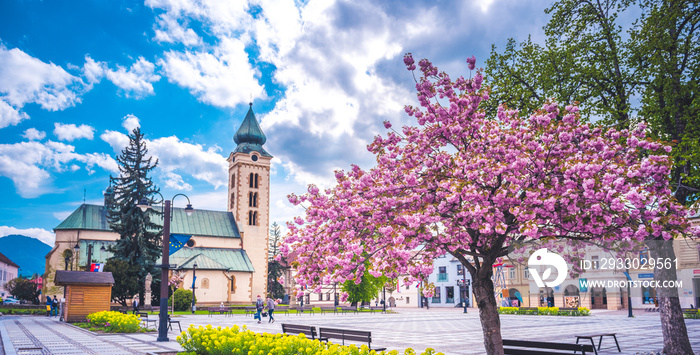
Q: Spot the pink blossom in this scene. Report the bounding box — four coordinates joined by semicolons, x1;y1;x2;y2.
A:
466;55;476;70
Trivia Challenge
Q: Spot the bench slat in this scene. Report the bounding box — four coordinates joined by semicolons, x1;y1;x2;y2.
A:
503;339;594;352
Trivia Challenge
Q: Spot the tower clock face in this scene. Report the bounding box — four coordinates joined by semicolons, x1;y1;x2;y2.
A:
251;155;259;161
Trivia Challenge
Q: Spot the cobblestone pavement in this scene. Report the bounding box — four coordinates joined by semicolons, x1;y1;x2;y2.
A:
1;308;699;354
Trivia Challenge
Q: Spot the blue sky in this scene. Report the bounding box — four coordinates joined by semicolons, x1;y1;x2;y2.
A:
0;0;551;245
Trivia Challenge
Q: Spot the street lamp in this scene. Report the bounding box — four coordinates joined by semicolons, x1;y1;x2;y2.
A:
64;254;71;271
382;286;386;312
74;243;107;270
138;192;194;342
191;263;197;314
461;265;469;314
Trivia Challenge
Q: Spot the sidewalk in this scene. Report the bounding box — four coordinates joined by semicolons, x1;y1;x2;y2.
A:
0;315;183;355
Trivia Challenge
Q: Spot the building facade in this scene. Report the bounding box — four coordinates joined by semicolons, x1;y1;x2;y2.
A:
0;252;20;298
44;104;271;305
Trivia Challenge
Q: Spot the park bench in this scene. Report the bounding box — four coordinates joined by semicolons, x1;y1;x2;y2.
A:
558;307;579;315
318;327;386;352
319;306;338;314
517;307;538;314
575;333;621;355
294;305;315;315
208;307;231;317
244;306;256;317
338;306;357;314
682;308;699;319
275;305;289;315
369;306;386;313
137;312;157;329
166;314;182;333
281;323;320;340
503;339;595;354
149;306;160;314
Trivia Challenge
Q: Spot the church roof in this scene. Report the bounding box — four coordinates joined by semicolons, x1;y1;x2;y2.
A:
55;204;241;239
233;103;272;157
74;240;254;273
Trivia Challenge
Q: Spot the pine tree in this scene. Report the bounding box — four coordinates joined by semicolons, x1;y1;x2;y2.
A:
107;127;161;303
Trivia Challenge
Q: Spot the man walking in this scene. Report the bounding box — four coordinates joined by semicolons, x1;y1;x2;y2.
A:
266;296;276;323
52;296;58;317
132;296;139;314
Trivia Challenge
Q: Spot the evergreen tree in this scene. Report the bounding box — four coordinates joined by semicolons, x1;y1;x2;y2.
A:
107;127;161;303
267;222;286;299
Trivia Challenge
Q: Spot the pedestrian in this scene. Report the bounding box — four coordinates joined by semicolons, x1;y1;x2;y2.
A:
45;296;52;317
52;296;58;317
132;296;139;314
266;296;276;323
255;295;264;323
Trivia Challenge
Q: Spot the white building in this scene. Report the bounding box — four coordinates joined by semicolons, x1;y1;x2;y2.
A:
0;252;20;298
425;255;473;308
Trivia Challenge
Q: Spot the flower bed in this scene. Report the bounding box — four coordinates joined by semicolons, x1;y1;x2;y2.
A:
497;307;590;316
177;324;443;355
81;311;143;333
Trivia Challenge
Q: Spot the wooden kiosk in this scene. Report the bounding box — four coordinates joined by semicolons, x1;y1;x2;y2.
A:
55;271;114;322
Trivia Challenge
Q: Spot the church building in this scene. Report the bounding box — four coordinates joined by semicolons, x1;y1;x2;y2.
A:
44;104;272;305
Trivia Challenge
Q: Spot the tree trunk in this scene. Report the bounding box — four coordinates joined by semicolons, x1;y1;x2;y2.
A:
647;239;694;355
472;267;504;355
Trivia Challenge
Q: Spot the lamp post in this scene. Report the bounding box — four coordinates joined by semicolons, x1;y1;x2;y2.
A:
333;283;338;307
626;267;633;318
138;193;193;342
461;266;468;314
191;263;197;314
382;286;386;312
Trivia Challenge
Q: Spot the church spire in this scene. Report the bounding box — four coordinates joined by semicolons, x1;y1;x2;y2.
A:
233;103;272;157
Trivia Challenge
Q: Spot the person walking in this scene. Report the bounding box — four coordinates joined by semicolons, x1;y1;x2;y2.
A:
52;296;58;317
45;296;52;317
255;295;264;323
132;296;139;314
266;296;276;323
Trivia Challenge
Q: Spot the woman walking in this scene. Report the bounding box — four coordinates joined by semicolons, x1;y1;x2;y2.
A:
255;295;264;324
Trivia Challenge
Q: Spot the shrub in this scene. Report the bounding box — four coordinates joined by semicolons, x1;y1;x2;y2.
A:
86;311;141;333
497;306;589;316
172;289;196;312
177;324;443;355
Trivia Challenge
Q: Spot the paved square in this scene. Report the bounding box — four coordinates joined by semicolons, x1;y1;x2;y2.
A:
2;308;699;354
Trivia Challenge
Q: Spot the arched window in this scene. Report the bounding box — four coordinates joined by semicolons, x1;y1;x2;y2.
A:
253;192;258;207
249;211;257;226
230;174;235;188
253;211;258;225
254;174;259;188
230;275;236;292
249;192;253;207
201;278;210;289
249;173;254;188
230;193;235;209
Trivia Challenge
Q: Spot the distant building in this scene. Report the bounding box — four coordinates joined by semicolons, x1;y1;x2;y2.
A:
44;104;272;305
425;255;473;308
0;251;20;298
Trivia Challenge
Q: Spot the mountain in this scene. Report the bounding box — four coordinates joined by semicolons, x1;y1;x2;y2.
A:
0;235;52;277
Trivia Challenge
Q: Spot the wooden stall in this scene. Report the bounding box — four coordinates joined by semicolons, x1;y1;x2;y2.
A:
54;271;114;322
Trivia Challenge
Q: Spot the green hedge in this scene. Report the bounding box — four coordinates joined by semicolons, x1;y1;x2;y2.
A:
498;306;590;316
178;324;443;355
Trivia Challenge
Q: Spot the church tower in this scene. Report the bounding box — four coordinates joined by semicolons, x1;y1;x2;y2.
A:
228;103;272;301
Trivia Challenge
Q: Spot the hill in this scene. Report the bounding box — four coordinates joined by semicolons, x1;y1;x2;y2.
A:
0;234;52;277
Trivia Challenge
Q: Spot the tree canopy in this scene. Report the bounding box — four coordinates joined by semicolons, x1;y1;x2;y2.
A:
283;54;693;354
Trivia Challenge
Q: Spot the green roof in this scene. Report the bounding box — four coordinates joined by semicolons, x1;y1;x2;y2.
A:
55;204;241;238
233;103;272;157
76;240;254;273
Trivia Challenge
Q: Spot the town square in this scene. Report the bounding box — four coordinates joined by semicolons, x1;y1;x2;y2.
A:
1;0;699;354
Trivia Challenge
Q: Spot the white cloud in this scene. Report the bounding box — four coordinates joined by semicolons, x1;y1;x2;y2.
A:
159;38;265;107
0;226;55;245
153;14;202;46
53;211;73;221
0;140;118;198
122;114;140;132
0;99;29;128
148;136;228;188
0;46;81;127
163;171;193;190
54;123;95;141
82;55;160;98
22;128;46;141
100;130;130;154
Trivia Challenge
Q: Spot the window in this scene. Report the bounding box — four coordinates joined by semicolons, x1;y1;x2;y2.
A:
201;278;209;289
509;268;515;279
248;192;258;207
446;286;455;303
405;283;410;290
230;174;235;188
318;293;323;301
457;265;463;276
432;287;441;303
249;173;259;188
230;193;235;209
248;211;258;226
592;255;599;270
524;268;530;279
406;297;410;304
437;266;448;282
326;293;330;301
639;248;650;265
230;276;236;292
